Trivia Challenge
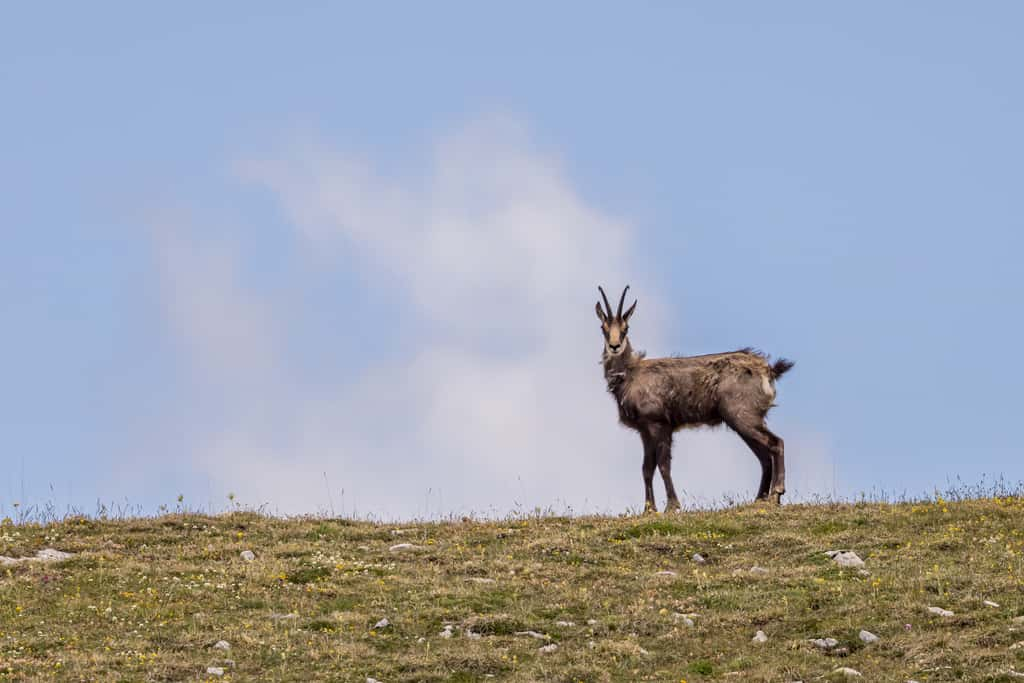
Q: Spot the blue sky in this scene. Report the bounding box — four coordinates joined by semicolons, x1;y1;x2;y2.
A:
2;3;1022;518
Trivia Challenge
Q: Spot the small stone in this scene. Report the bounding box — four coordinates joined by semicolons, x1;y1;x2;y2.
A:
826;550;865;568
439;625;454;638
674;613;695;627
984;600;1000;608
389;543;422;552
1010;641;1024;650
514;630;549;640
206;667;225;677
810;637;839;649
1007;671;1024;679
858;630;879;644
655;570;677;577
833;646;850;656
416;637;426;643
465;630;482;639
374;618;390;630
239;550;256;562
857;569;871;577
466;577;496;584
587;619;598;625
749;566;769;575
268;612;298;621
212;640;231;651
692;553;706;564
367;678;383;683
927;606;954;617
1014;616;1024;624
538;643;558;654
555;620;575;627
752;630;768;643
833;667;861;678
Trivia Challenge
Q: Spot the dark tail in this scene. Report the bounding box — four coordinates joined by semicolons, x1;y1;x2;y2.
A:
771;358;795;379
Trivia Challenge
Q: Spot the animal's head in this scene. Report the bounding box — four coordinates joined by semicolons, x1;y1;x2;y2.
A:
595;285;637;357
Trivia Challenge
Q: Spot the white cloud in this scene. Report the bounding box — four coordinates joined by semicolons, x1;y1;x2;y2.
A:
153;116;833;518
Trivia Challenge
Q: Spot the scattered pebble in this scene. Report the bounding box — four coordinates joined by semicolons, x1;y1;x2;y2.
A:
749;566;769;575
858;630;879;644
1006;672;1024;680
810;637;840;649
439;625;454;639
514;630;550;640
857;569;871;577
833;667;861;678
367;678;384;683
416;637;426;643
692;553;706;564
538;643;558;654
389;543;423;552
555;620;575;627
374;618;390;630
1010;641;1024;650
984;600;1000;608
206;667;224;677
825;550;865;568
465;630;482;640
587;619;598;626
268;612;298;621
927;606;954;617
466;577;496;584
674;613;695;627
212;640;230;651
239;550;256;562
654;570;677;577
752;630;768;643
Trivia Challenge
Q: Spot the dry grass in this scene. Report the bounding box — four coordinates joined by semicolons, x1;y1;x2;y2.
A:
3;496;1024;681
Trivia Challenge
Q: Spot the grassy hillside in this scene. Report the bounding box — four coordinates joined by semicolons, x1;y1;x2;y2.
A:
2;497;1024;681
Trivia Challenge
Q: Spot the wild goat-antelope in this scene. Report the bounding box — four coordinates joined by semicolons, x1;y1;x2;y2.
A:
596;285;794;511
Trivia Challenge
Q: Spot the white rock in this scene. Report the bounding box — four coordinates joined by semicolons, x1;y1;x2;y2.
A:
367;678;384;683
515;630;550;640
826;550;865;568
239;550;256;562
465;630;482;640
587;619;598;626
809;637;839;649
655;570;677;577
466;577;496;584
35;548;74;562
858;630;879;644
213;640;231;651
1006;672;1024;680
857;569;871;577
692;553;706;564
555;620;575;627
927;606;954;617
749;566;769;575
833;668;861;678
984;600;1000;607
752;630;768;643
674;613;695;627
439;625;454;638
538;643;558;654
206;667;225;677
389;543;422;552
374;618;390;629
1010;641;1024;650
416;637;426;643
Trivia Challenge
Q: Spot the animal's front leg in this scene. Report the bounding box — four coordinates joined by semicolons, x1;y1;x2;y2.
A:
640;433;657;514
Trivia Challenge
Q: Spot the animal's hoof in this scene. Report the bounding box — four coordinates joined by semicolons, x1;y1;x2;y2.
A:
664;500;682;513
642;504;657;516
769;493;783;506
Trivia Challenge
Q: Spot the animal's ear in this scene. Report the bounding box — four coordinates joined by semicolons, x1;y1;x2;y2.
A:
595;301;608;323
622;299;637;322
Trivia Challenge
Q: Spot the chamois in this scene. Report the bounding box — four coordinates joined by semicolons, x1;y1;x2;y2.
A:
596;285;794;511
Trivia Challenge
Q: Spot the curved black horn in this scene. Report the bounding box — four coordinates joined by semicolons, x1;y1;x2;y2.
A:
617;285;630;318
598;286;613;319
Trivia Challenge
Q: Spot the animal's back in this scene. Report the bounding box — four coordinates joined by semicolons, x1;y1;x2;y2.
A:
621;350;778;429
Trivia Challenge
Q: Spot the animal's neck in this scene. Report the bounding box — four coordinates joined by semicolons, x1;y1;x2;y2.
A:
603;340;635;394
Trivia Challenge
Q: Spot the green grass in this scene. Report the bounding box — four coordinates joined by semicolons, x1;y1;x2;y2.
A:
3;496;1024;681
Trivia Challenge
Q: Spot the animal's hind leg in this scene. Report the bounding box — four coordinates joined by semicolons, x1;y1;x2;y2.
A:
724;410;782;505
737;433;773;501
